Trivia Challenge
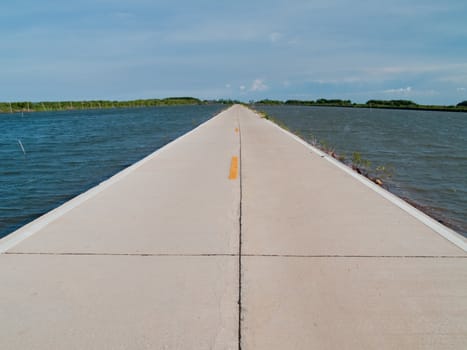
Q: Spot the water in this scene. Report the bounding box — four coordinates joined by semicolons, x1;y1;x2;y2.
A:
256;105;467;237
0;105;225;239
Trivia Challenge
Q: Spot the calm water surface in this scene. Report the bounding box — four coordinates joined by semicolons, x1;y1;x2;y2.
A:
0;105;225;239
257;105;467;237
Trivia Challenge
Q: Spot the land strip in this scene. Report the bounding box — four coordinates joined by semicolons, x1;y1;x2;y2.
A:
0;105;466;349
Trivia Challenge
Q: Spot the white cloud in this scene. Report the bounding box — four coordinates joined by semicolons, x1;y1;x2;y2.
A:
239;85;246;91
225;84;231;88
457;87;466;92
383;86;413;94
250;79;268;92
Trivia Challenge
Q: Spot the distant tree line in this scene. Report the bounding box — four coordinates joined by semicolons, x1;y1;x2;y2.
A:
365;99;417;107
254;98;467;112
3;97;467;114
204;99;243;105
256;99;352;106
0;97;239;114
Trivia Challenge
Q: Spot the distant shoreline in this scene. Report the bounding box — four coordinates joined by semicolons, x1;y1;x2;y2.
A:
0;97;234;114
255;99;467;113
2;97;467;114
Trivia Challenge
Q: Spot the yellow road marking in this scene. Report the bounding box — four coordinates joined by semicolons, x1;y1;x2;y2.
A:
229;156;239;180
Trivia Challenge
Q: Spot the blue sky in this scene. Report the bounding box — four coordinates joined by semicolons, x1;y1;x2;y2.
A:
1;0;466;104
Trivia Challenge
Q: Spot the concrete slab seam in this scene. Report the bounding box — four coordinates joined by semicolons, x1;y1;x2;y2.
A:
0;106;233;254
4;252;466;259
236;111;244;350
259;113;467;253
4;252;238;257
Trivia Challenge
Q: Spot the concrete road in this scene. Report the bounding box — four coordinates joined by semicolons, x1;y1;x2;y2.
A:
238;106;467;349
1;105;466;349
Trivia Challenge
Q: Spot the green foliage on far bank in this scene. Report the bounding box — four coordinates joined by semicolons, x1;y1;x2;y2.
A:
254;98;467;113
282;99;352;106
255;99;284;105
365;99;417;107
0;97;236;114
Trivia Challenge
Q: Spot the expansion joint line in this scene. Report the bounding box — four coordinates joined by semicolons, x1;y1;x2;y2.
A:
237;111;243;350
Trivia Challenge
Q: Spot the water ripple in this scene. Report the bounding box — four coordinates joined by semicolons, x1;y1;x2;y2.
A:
0;105;225;239
258;105;467;237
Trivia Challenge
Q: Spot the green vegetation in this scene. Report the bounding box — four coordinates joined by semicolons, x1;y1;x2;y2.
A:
254;98;467;112
361;99;467;112
256;98;352;107
0;97;236;114
258;111;271;119
255;99;284;105
375;164;394;178
286;98;353;106
351;152;371;169
5;97;466;114
365;99;417;107
205;98;243;105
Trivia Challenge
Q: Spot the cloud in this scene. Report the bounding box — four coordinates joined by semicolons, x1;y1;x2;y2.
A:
383;86;413;94
3;0;467;105
250;79;268;92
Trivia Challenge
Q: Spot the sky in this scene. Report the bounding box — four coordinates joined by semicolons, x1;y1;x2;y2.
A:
1;0;467;104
